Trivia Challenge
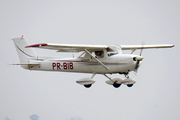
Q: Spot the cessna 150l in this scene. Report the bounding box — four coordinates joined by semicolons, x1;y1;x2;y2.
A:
11;36;174;88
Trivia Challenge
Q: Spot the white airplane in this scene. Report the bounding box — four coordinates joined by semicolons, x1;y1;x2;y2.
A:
10;36;174;88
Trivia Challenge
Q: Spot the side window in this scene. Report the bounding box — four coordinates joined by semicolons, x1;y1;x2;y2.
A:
95;51;104;58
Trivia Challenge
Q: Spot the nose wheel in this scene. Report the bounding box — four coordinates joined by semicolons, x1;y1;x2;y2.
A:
124;73;135;87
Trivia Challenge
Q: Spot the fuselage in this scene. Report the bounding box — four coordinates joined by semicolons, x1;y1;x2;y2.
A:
23;54;138;74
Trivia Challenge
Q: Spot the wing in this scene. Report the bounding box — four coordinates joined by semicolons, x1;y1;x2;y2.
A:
25;43;108;52
120;44;174;50
25;43;174;52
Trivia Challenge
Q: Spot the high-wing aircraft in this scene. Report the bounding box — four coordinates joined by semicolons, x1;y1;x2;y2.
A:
10;36;174;88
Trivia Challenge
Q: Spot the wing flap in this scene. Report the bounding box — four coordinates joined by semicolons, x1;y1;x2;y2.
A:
26;43;108;52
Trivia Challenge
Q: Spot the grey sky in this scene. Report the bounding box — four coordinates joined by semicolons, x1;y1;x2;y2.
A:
0;0;179;120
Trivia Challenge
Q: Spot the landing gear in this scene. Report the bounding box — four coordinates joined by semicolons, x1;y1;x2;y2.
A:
83;73;95;88
104;73;135;88
127;84;133;87
124;73;129;78
104;74;122;88
113;82;121;88
124;73;134;87
84;84;92;88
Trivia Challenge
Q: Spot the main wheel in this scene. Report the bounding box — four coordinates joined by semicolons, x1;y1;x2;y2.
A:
127;84;133;87
84;84;92;88
113;83;121;88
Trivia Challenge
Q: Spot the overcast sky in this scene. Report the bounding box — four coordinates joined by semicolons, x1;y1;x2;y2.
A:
0;0;179;120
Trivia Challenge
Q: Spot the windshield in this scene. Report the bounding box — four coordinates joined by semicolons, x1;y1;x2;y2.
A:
107;45;123;56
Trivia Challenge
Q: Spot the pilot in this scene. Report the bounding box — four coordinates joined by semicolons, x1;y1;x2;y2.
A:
95;51;104;58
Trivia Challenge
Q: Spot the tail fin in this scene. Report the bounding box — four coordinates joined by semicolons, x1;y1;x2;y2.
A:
12;36;38;63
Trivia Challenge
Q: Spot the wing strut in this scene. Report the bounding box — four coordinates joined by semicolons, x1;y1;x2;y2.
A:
131;49;136;54
104;74;114;82
84;49;109;70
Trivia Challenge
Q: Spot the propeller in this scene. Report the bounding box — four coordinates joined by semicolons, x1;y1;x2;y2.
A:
135;59;141;73
135;42;144;73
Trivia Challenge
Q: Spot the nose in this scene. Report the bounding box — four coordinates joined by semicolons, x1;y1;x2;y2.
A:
133;55;144;61
136;56;143;61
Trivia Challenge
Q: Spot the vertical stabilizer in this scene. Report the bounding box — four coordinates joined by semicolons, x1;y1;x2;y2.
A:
12;36;37;64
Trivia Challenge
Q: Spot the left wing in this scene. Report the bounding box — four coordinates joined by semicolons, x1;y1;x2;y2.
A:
25;43;108;52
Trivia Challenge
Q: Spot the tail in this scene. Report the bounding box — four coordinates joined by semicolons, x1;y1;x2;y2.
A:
12;36;38;66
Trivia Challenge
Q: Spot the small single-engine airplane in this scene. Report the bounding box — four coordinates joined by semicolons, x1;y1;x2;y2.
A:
10;36;174;88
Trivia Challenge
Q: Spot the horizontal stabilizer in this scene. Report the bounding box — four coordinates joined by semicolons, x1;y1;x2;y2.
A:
7;63;40;65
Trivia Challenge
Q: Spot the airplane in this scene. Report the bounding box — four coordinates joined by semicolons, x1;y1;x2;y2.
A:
10;36;174;88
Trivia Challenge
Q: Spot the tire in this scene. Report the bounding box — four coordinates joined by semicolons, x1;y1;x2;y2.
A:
113;83;121;88
127;84;133;87
84;84;92;88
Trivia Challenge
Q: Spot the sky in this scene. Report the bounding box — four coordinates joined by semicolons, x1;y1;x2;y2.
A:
0;0;180;120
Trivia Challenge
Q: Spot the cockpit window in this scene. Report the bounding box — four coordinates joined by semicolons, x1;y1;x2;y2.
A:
107;45;123;56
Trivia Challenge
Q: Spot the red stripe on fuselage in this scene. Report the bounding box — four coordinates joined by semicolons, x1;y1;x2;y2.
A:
49;60;127;65
30;58;127;65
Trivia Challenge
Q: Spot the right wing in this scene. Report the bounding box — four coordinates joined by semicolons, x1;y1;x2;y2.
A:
120;44;174;50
